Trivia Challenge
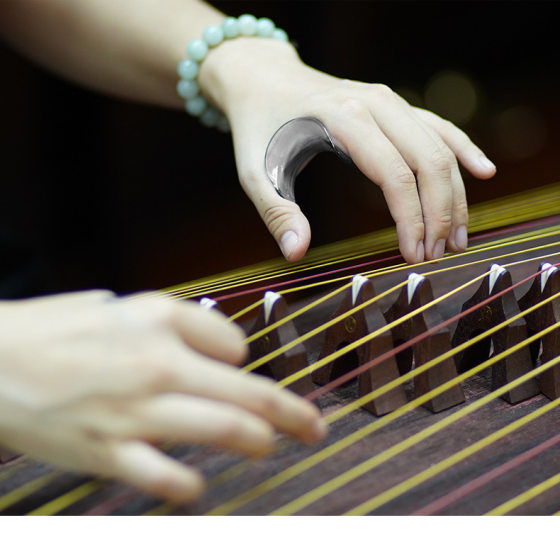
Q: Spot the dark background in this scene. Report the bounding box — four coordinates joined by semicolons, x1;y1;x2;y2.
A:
1;0;559;298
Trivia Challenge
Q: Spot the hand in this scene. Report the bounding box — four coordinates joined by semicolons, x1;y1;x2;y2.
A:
0;290;326;502
200;38;496;264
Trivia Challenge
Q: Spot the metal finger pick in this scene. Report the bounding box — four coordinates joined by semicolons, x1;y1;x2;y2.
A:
265;117;352;203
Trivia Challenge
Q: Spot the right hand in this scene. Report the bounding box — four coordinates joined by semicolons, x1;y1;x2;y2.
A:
0;290;326;502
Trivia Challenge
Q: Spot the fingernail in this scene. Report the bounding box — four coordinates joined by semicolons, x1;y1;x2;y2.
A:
280;230;298;259
432;238;446;260
416;241;425;262
455;225;468;250
479;154;496;171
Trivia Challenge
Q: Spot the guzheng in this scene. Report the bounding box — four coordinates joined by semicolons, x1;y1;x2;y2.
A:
1;182;559;516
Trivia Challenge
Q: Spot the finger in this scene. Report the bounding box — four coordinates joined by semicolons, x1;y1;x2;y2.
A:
371;102;459;260
446;162;469;252
121;295;247;365
321;102;425;264
174;352;326;444
108;440;205;502
409;112;469;253
413;108;496;179
170;299;247;365
122;393;275;457
232;124;311;262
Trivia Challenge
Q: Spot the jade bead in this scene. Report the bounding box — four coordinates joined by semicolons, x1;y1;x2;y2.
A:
176;80;199;100
272;28;289;41
187;39;208;61
238;14;257;36
200;107;220;127
202;24;224;47
185;96;207;116
177;59;198;80
256;17;275;37
222;17;240;38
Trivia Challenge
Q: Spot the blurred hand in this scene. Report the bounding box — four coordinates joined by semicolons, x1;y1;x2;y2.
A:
0;290;325;502
201;38;496;264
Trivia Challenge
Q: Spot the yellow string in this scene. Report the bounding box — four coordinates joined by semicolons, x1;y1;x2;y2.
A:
165;182;559;298
236;224;560;343
205;319;560;516
15;244;552;518
0;471;60;513
345;394;560;516
222;224;560;325
274;249;560;388
3;190;558;515
27;480;103;516
269;335;560;515
326;289;560;424
485;471;560;516
11;241;560;517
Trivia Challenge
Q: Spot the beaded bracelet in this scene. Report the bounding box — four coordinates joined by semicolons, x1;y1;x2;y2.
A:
176;14;289;132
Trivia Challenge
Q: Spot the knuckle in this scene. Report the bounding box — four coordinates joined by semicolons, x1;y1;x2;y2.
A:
370;83;395;99
428;149;455;175
426;210;453;233
338;97;370;120
409;218;425;237
382;162;417;190
454;198;469;220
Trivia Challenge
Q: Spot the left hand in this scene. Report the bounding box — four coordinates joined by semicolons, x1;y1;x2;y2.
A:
200;38;496;264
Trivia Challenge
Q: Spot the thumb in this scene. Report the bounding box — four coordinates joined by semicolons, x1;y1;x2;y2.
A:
252;188;311;262
233;133;312;262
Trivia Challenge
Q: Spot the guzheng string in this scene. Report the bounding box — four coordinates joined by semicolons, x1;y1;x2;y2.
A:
411;431;560;515
4;246;560;517
167;182;559;298
14;254;559;517
146;265;560;516
341;361;560;517
205;314;560;516
236;225;560;336
245;245;560;381
231;223;560;329
486;469;560;515
250;277;560;513
172;219;557;307
1;186;558;516
191;258;556;510
4;232;557;516
314;264;560;410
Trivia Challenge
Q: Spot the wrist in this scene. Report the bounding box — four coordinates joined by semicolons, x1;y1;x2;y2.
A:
198;36;301;119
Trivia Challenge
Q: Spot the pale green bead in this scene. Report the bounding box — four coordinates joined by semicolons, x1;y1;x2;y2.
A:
177;80;199;100
177;59;198;80
256;17;275;37
222;17;240;38
200;107;220;127
187;39;208;61
185;96;207;116
202;24;224;46
216;115;230;133
272;28;289;41
238;14;257;35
